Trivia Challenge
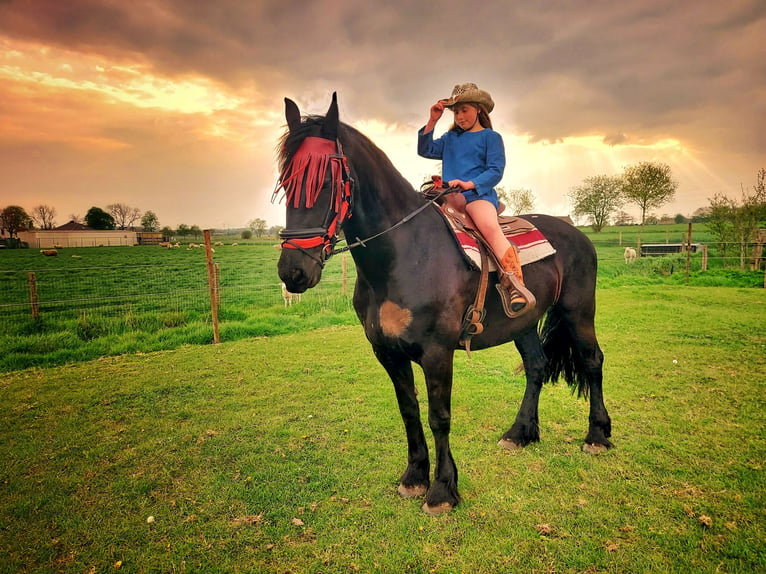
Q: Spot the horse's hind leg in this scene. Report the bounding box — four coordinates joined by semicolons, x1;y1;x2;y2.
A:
575;323;613;453
374;345;430;498
499;329;548;450
562;307;612;453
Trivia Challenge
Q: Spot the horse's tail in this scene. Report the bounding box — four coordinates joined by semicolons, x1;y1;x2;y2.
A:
539;305;590;398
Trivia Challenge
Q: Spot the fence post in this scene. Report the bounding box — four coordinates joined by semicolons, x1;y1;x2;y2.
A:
203;230;220;344
685;221;693;283
702;245;708;271
28;272;39;320
341;255;348;296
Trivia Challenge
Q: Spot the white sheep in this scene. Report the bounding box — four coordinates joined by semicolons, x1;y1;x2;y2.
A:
624;247;637;263
281;283;301;307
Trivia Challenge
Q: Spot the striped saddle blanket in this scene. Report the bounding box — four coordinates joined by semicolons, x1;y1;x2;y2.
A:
439;207;557;271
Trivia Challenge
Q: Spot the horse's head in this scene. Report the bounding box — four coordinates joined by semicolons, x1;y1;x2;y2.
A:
274;93;353;293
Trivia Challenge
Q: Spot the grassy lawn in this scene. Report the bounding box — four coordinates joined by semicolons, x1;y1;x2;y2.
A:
1;286;764;573
1;223;763;372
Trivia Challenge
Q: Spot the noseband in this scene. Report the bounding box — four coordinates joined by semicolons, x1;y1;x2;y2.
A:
273;137;353;267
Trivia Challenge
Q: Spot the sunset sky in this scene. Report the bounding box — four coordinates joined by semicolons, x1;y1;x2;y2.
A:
1;0;764;230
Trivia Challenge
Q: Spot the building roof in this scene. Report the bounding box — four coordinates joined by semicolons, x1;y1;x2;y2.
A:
54;220;93;231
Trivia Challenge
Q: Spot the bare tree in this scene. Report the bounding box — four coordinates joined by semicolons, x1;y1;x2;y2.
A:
107;203;142;230
31;204;57;229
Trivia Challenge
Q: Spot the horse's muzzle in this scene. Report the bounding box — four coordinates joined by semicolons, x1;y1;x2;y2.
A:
277;249;323;293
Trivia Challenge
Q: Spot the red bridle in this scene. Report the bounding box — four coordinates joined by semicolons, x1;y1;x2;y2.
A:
273;137;353;265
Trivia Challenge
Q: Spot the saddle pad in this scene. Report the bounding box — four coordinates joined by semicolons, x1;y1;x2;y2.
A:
440;207;557;270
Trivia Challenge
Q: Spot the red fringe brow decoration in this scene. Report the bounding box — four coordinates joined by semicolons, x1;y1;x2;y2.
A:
276;137;343;209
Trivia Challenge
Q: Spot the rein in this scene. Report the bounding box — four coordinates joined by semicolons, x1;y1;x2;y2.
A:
331;186;457;256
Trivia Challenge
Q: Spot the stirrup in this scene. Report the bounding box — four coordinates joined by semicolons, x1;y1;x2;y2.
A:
496;273;536;319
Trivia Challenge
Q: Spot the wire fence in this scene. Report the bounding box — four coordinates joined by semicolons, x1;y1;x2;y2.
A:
0;250;357;338
1;236;763;338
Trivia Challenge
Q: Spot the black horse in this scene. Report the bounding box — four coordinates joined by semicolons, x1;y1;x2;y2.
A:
275;94;612;514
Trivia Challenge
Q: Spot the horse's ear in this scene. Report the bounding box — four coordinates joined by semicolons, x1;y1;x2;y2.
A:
321;92;339;142
284;98;301;133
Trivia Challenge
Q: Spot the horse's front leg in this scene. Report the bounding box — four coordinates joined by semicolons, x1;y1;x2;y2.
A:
374;345;430;498
420;349;459;514
500;329;547;449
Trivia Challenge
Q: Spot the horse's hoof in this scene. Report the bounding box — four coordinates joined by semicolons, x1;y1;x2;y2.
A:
398;483;428;498
582;442;608;455
421;502;453;515
498;438;523;451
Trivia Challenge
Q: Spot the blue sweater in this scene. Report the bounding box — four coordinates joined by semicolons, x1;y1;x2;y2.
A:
418;127;505;206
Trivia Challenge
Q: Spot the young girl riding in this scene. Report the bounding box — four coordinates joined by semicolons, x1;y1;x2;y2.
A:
418;82;535;317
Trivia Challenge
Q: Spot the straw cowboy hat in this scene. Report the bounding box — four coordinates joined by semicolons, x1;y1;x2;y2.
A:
440;82;495;113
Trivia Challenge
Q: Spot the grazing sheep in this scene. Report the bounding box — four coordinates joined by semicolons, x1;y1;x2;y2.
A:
281;282;301;306
214;241;224;246
40;249;58;256
624;247;637;263
231;242;238;247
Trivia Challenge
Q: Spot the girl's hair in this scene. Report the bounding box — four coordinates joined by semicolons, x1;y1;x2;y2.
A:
449;103;493;131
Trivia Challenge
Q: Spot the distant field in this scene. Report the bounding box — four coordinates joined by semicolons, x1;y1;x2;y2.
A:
0;224;763;372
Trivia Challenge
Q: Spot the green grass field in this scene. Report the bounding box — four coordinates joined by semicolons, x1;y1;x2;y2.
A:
1;224;763;372
1;286;764;573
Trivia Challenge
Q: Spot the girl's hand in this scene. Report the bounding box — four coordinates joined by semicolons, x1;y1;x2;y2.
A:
447;179;475;191
429;100;446;123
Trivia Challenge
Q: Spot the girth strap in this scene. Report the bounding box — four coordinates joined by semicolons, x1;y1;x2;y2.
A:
460;242;489;356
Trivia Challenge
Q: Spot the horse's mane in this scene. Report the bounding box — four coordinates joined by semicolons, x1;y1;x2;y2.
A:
276;115;408;190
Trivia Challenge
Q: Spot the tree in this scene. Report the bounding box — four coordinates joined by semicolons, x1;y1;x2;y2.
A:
691;207;710;223
160;226;174;239
614;211;635;226
141;211;160;232
189;225;201;238
497;187;534;215
176;224;190;237
241;229;253;240
31;204;57;229
706;169;766;269
0;205;32;238
248;218;267;238
107;203;142;230
621;161;678;225
85;207;116;230
568;175;624;232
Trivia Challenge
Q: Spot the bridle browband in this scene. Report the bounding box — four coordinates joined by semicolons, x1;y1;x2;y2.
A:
273;135;456;267
273;137;353;267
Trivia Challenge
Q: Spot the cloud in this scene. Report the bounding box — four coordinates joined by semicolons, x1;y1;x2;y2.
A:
0;0;763;226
